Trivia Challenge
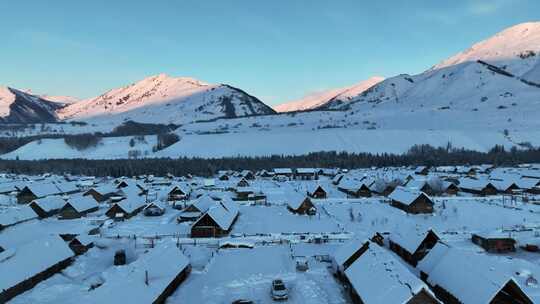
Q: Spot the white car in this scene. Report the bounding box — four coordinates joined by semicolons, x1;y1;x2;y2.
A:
271;279;288;301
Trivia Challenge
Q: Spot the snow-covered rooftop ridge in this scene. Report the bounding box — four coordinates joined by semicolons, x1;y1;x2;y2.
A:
344;242;435;303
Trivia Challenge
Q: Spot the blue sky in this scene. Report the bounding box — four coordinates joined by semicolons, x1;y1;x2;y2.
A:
1;0;539;105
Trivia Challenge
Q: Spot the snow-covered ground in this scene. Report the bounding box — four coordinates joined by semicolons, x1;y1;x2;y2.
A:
2;167;540;303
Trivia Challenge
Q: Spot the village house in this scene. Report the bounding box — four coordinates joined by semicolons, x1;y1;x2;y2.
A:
307;184;327;199
191;199;239;238
287;195;316;215
0;206;37;231
295;168;318;180
239;170;255;180
58;195;99;219
273;168;293;179
491;180;521;194
337;178;373;198
332;173;345;185
236;177;250;188
388;186;434;214
68;235;94;255
343;241;440;304
167;184;191;201
143;201;166;216
458;178;498;196
87;245;191;304
388;228;440;266
105;198;147;220
179;194;216;222
418;243;533;304
414;166;430;175
471;232;517;253
16;183;65;204
331;239;370;278
83;185;121;203
0;236;74;303
29;196;66;218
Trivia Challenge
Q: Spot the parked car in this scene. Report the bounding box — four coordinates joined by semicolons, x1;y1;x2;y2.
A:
271;279;288;301
296;258;309;271
232;299;254;304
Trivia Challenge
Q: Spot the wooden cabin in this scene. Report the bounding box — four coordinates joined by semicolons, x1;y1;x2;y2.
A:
344;241;439;304
388;187;434;214
458;178;498;196
167;184;190;201
307;185;327;199
58;196;99;220
29;196;66;218
295;168;318;180
105;199;146;220
418;243;533;304
287;196;316;215
191;200;239;238
471;233;516;253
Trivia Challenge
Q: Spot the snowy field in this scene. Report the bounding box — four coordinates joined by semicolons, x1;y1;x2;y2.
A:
1;166;540;303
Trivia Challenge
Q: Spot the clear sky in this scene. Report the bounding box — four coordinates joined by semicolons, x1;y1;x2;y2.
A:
1;0;539;105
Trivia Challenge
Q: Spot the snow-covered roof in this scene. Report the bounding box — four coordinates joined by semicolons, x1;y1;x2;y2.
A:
287;194;310;210
86;244;189;303
0;206;37;226
0;235;73;292
273;168;293;174
54;181;79;194
345;242;436;304
196;199;239;231
419;244;531;304
190;195;216;213
296;168;317;174
389;228;439;254
458;178;492;191
31;196;66;213
388;186;431;206
333;239;369;267
65;195;98;213
114;197;146;214
21;182;62;198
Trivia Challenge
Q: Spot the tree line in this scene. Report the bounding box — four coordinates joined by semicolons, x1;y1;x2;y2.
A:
0;144;538;177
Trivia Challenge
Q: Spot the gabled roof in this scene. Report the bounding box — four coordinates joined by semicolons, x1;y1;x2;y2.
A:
88;245;189;303
190;195;216;214
114;197;146;214
21;182;62;198
345;242;436;304
458;178;493;191
419;244;533;304
388;186;431;206
30;196;66;213
65;195;98;213
274;168;293;174
54;181;79;194
287;193;311;210
389;228;439;254
0;206;37;226
0;235;73;292
196;199;239;231
333;239;369;267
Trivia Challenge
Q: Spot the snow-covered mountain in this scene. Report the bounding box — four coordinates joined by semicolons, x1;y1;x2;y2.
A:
58;74;275;124
273;76;384;112
0;87;62;123
320;22;540;131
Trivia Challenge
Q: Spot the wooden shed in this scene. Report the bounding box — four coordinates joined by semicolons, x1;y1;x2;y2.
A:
307;184;327;199
471;233;516;253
